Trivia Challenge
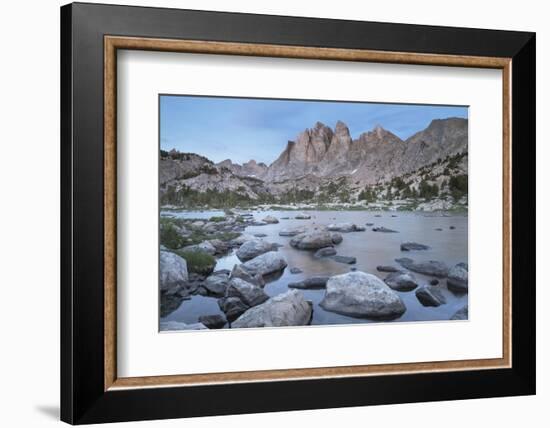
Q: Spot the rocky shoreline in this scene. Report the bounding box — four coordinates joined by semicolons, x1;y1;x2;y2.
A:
160;210;468;330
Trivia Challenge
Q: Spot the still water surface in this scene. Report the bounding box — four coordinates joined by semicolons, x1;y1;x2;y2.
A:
162;210;468;326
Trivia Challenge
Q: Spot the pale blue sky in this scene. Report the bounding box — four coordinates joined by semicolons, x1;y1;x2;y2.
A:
160;95;468;165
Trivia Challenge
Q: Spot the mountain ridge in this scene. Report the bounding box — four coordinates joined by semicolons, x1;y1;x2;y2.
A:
160;117;468;209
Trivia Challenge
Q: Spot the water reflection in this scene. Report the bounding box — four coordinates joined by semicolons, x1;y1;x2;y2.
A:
161;210;468;327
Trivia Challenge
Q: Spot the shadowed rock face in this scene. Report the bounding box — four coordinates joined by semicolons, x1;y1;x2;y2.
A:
264;118;467;184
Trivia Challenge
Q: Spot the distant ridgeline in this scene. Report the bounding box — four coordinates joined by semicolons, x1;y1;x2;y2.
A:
160;117;468;210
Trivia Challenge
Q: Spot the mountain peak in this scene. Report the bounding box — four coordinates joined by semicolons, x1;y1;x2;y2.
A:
313;121;328;130
334;120;351;138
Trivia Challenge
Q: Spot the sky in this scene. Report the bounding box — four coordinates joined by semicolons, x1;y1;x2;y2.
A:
160;95;468;165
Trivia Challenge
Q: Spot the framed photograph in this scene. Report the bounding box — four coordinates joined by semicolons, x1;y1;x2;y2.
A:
61;2;536;424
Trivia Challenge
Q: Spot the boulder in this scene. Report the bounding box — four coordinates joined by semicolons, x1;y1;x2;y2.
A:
384;272;419;291
395;257;449;277
226;278;269;307
160;321;207;331
372;227;398;233
230;234;255;246
203;273;229;297
314;247;337;258
366;222;374;226
295;213;311;220
278;226;306;237
218;297;249;322
447;263;468;293
376;265;401;273
229;264;265;287
208;239;231;255
450;304;468;320
160;251;189;293
429;279;440;286
290;231;343;250
327;222;364;232
262;215;279;224
320;271;406;319
289;267;303;274
232;290;313;328
241;251;287;277
236;239;275;261
198;314;227;329
332;255;357;265
288;276;329;289
415;286;447;306
253;233;267;238
182;240;216;255
331;233;343;244
401;242;430;251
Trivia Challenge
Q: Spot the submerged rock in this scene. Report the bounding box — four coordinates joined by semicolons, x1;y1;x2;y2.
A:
236;239;275;261
290;231;343;250
384;271;419;291
372;226;398;233
401;242;430;251
395;257;449;277
241;251;287;277
450;304;468;320
253;233;268;238
415;286;447;306
295;213;312;220
376;265;401;273
160;251;188;293
327;222;365;232
289;267;303;274
262;215;279;224
332;255;357;265
279;226;306;237
429;279;440;286
198;314;227;329
232;290;313;328
320;271;406;319
288;276;329;289
447;263;468;293
314;247;337;258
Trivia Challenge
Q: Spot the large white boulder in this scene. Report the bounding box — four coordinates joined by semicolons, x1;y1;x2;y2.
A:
159;251;188;293
232;290;312;328
320;271;406;319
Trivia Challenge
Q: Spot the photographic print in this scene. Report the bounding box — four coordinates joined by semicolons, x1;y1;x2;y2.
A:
159;95;469;331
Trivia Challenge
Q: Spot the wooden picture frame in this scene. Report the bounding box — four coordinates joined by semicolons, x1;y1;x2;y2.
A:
61;2;535;424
